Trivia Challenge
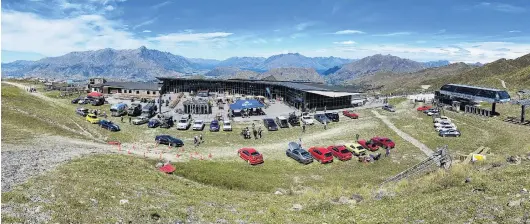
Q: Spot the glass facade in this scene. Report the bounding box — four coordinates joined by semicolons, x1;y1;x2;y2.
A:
160;78;354;110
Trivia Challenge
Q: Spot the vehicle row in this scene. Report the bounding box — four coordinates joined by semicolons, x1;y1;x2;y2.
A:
430;114;461;137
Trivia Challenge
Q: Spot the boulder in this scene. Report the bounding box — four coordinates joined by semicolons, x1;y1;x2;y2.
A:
351;194;364;203
338;196;350;204
292;204;303;211
119;199;129;205
507;199;522;207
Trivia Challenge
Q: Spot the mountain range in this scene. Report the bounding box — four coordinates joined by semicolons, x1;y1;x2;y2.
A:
2;46;463;83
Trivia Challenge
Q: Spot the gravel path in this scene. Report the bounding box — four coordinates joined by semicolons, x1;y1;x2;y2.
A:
371;110;434;156
1;136;112;192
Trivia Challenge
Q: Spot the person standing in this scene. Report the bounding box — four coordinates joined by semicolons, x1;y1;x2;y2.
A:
121;116;124;123
298;138;302;147
385;147;390;157
199;134;203;144
129;116;132;124
253;128;257;139
193;136;198;147
302;123;306;133
258;127;262;139
324;120;327;130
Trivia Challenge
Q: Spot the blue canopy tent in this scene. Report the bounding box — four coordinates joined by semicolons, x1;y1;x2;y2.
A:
230;99;265;110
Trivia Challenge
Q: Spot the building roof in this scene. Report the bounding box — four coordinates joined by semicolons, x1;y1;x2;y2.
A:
93;81;160;91
306;90;358;97
156;77;363;93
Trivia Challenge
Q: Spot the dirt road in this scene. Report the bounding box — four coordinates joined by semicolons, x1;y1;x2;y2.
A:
371;110;434;156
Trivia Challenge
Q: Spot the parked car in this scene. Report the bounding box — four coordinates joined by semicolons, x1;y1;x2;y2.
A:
159;116;174;129
91;98;105;106
370;137;396;149
238;148;264;165
71;97;83;104
110;103;128;117
148;119;161;128
424;108;440;116
344;143;368;156
327;145;353;161
434;121;456;128
210;120;220;132
127;103;142;117
308;147;334;164
286;142;313;164
325;112;340;122
132;116;149;125
288;113;300;126
314;114;331;124
99;120;120;132
155;135;184;147
177;117;191;130
434;116;451;123
223;121;232;131
76;107;89;117
192;120;205;131
417;105;432;111
382;104;396;112
301;115;314;125
275;116;289;128
263;118;278;131
86;113;100;124
439;129;461;137
357;139;379;151
342;110;359;119
435;125;458;132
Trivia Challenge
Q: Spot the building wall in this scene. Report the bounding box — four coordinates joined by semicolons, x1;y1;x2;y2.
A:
161;79;353;110
100;86;160;96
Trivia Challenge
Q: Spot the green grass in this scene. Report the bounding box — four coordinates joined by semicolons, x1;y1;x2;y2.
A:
387;97;407;106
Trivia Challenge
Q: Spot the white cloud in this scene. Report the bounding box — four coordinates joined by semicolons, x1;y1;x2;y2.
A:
1;10;233;58
142;30;152;33
476;2;526;13
333;30;365;35
133;18;157;29
290;33;307;39
104;5;114;11
372;32;412;37
333;40;356;45
509;30;521;33
252;38;268;44
295;22;315;31
152;1;172;9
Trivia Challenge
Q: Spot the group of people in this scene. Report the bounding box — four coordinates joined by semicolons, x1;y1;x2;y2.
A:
92;109;107;118
358;153;382;163
242;123;263;139
26;87;37;93
193;134;203;146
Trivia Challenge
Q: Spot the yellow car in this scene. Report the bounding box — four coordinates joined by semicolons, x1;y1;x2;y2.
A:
344;143;367;156
86;113;100;124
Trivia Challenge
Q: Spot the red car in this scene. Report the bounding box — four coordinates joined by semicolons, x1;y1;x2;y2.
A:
342;110;359;119
417;105;432;111
238;148;264;165
327;145;353;161
308;147;334;164
370;137;396;149
357;139;379;151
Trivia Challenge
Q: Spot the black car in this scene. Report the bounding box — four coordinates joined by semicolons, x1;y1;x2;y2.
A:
99;120;120;132
155;135;184;147
159;116;174;129
91;98;105;106
263;118;278;131
325;112;339;122
314;114;331;124
127;103;142;116
288;112;300;126
382;105;396;112
71;97;83;104
286;142;313;164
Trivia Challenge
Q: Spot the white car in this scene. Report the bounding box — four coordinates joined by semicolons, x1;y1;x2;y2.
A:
223;121;232;131
176;117;191;130
192;120;205;131
434;121;456;129
435;125;457;132
301;115;314;125
434;116;451;123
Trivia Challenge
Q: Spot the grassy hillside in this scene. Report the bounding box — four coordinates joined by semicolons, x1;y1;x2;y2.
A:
349;63;476;93
349;53;530;93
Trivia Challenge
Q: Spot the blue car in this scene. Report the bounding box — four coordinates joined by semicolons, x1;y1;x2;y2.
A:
148;119;161;128
209;120;220;132
155;135;184;147
99;120;120;132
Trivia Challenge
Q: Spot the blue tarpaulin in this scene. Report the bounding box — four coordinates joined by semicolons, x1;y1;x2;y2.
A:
230;99;264;110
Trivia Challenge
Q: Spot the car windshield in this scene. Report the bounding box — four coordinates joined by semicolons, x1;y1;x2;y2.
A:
167;136;177;141
324;152;332;157
212;121;218;124
179;119;187;123
89;115;96;118
224;122;231;126
357;146;365;150
301;152;310;157
251;152;260;156
194;121;202;124
340;149;350;154
303;116;311;119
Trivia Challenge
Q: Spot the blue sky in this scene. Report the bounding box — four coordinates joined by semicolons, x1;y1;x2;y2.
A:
2;0;530;63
